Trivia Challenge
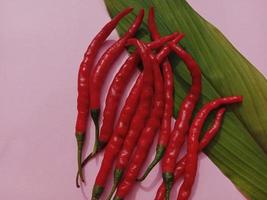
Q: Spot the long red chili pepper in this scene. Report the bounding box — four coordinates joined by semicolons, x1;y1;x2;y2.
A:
112;41;165;200
99;53;139;146
89;35;181;194
162;39;202;199
107;40;154;200
155;108;226;200
91;33;179;154
98;33;180;151
177;96;243;200
75;7;133;182
137;6;175;181
106;36;185;199
76;34;181;187
91;72;144;199
89;9;144;157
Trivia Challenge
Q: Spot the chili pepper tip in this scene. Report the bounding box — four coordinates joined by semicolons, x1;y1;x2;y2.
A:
163;172;174;200
91;185;104;200
136;145;165;181
75;133;85;184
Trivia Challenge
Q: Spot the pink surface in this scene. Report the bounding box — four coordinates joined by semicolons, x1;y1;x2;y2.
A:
0;0;266;199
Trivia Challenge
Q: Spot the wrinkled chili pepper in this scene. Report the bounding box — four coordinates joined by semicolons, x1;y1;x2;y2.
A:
89;9;144;157
177;96;243;200
91;72;143;199
112;40;165;200
76;34;181;187
137;7;175;181
107;40;154;200
162;38;202;199
75;7;133;182
155;108;226;200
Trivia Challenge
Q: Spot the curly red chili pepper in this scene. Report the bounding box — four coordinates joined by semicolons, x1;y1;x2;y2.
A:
89;9;144;157
91;72;143;199
107;40;154;199
155;108;226;200
112;41;165;200
177;96;243;200
75;7;133;182
137;7;176;181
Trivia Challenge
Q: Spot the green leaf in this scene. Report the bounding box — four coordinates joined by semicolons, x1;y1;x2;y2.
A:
104;0;267;199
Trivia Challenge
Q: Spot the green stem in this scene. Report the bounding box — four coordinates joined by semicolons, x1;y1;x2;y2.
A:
112;196;123;200
76;133;85;183
107;169;123;200
107;183;117;200
163;172;174;200
136;145;165;181
91;185;104;200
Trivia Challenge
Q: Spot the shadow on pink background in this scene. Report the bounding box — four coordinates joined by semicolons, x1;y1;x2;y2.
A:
1;0;266;199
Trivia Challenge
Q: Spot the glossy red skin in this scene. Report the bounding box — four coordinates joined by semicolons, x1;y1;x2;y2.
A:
148;7;174;150
154;108;226;200
89;9;144;110
115;40;154;172
95;73;143;187
177;96;243;200
99;53;139;143
92;35;182;192
115;52;164;199
98;33;179;144
162;42;202;174
75;7;133;133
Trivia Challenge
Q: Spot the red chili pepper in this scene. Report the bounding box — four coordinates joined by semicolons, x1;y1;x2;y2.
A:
107;40;154;200
99;33;177;146
91;72;144;199
154;108;226;200
94;33;179;152
137;6;176;181
112;41;165;200
97;34;179;149
76;34;180;187
89;9;144;157
99;54;139;146
177;96;243;200
162;39;202;199
75;7;133;182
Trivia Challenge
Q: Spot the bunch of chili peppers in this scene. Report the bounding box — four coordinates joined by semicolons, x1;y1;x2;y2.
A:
74;7;243;200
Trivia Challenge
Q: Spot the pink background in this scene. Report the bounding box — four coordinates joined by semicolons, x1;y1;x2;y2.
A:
1;0;266;199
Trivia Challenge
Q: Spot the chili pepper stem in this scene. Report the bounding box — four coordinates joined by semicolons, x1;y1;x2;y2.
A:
75;133;85;183
108;169;123;200
91;185;104;200
90;109;102;154
107;183;117;200
163;172;174;200
136;145;165;181
112;196;123;200
75;151;96;188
